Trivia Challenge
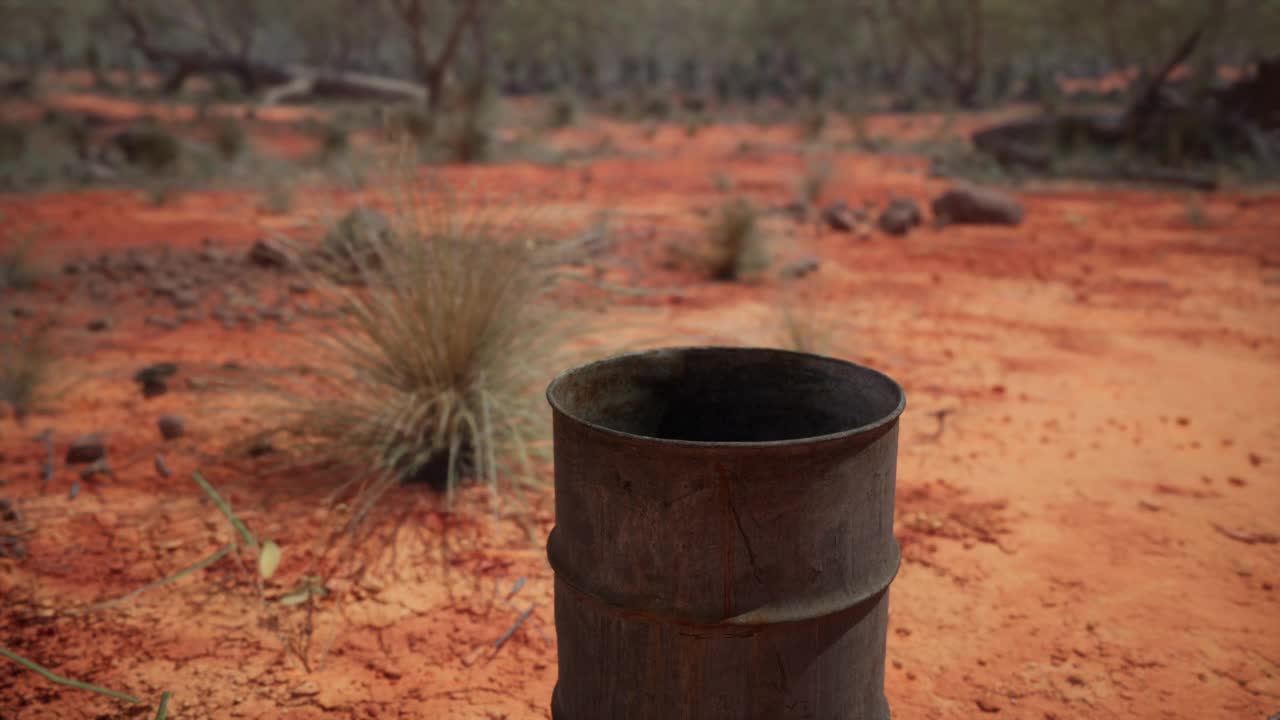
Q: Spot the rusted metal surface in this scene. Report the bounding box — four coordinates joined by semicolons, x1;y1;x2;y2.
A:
546;347;906;720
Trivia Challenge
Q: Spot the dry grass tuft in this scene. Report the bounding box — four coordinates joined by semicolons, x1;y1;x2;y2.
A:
703;197;768;281
242;186;584;528
0;319;58;424
797;155;833;207
1;238;39;293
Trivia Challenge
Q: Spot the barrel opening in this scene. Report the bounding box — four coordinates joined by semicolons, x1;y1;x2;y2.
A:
548;347;904;443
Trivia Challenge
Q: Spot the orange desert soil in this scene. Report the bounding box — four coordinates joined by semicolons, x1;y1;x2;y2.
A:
0;106;1278;719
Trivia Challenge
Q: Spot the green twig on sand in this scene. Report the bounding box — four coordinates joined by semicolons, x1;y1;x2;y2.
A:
0;645;141;704
193;471;258;548
89;544;235;611
155;691;172;719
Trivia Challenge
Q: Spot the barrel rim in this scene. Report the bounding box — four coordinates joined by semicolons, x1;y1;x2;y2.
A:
545;345;907;449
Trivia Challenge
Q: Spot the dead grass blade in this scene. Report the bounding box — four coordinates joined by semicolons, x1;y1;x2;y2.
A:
0;645;141;704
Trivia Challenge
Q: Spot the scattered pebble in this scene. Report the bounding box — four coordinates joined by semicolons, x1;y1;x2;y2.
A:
248;438;276;458
86;318;111;332
154;454;172;478
248;238;290;269
821;201;857;232
135;363;178;399
158;415;186;440
172;289;201;310
65;434;106;464
877;197;923;236
145;315;180;331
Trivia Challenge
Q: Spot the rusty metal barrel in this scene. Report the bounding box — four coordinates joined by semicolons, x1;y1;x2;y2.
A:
545;346;906;720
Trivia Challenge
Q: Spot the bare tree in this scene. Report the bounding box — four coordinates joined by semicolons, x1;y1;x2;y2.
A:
111;0;290;93
887;0;986;106
110;0;427;103
387;0;485;111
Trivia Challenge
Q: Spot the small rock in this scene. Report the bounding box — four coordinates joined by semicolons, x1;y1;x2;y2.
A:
821;201;857;232
62;260;85;275
66;434;106;465
779;256;820;280
154;453;171;478
141;379;168;398
247;238;289;269
134;362;178;384
10;306;32;318
975;698;1001;713
877;197;923;236
127;253;156;274
288;280;311;295
171;290;200;310
248;438;276;458
86;318;111;332
198;243;224;263
145;315;180;331
931;185;1024;227
136;363;177;398
157;415;185;440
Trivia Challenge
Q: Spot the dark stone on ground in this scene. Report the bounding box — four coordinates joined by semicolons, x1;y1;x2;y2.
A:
288;281;311;295
135;363;178;398
247;438;276;458
157;415;185;440
822;201;857;232
127;253;156;274
86;318;111;332
931;185;1025;227
141;379;168;398
66;434;106;464
878;197;924;236
10;307;32;318
247;238;289;269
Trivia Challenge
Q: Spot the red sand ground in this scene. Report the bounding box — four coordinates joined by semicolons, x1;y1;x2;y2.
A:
1;103;1278;719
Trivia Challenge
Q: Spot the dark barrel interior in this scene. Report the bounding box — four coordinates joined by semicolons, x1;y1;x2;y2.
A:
548;347;904;443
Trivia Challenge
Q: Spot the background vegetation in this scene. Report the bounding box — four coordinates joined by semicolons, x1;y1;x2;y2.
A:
2;1;1277;111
